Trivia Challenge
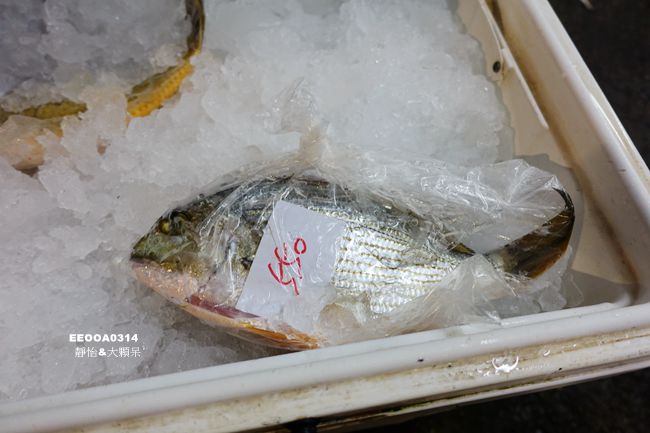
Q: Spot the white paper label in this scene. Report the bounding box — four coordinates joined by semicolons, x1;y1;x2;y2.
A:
236;200;347;318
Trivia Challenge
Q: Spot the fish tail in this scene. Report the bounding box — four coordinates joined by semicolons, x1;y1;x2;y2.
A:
184;0;205;59
490;188;575;278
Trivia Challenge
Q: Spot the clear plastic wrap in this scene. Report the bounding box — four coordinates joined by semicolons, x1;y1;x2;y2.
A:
131;145;576;350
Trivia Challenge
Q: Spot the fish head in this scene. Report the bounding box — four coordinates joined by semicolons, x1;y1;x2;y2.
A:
130;198;219;303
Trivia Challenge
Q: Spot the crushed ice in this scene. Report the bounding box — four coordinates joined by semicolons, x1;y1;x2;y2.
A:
0;0;190;107
1;0;527;400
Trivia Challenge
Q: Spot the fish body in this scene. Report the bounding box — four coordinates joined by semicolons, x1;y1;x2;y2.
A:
131;175;574;349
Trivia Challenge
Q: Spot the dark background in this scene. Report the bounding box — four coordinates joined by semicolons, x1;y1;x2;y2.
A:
365;0;649;432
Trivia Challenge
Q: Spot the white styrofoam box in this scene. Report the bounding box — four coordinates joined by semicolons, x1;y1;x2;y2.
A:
2;1;649;432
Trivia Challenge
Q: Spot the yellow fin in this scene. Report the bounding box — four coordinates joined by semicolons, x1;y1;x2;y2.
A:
127;60;194;117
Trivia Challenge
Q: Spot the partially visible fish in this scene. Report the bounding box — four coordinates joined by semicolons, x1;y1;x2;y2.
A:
131;174;574;350
126;0;204;117
0;0;205;171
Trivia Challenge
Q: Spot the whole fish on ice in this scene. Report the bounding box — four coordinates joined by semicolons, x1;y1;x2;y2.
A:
131;174;574;349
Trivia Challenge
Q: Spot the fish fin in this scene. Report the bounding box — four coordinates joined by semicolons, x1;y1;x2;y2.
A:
184;0;205;59
490;188;575;278
126;0;204;117
185;295;320;350
450;242;475;255
127;60;194;117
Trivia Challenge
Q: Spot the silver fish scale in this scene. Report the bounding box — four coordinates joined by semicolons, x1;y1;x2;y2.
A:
332;224;464;315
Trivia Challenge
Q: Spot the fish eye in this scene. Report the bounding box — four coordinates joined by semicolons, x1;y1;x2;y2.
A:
159;210;188;235
159;219;172;234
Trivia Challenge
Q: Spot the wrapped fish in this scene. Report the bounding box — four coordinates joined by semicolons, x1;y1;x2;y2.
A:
131;162;574;350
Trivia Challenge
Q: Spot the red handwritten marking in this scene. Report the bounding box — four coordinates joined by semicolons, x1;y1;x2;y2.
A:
267;237;307;295
294;237;307;254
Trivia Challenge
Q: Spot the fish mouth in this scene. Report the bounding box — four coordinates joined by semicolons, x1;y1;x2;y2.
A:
131;257;201;304
130;258;320;350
